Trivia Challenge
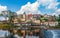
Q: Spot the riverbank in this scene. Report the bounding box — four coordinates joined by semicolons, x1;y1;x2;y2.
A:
47;26;60;30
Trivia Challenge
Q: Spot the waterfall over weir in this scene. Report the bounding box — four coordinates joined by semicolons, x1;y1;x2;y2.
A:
43;30;60;38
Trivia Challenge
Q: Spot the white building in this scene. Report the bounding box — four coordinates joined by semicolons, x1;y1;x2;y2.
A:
44;22;58;26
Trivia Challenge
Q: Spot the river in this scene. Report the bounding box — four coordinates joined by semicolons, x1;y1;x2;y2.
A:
43;30;60;38
0;30;60;38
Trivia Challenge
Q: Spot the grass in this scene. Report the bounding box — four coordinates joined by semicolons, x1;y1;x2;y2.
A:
0;23;14;30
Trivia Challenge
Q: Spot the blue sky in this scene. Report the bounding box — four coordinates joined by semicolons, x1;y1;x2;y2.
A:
0;0;36;12
0;0;60;15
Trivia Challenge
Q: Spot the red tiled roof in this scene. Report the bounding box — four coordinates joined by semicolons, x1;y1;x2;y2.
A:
28;14;33;17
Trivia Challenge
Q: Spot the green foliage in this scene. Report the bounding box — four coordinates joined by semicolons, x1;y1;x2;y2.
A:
7;10;17;24
43;18;48;21
56;15;60;25
0;23;14;30
26;20;32;23
40;15;44;18
40;17;48;22
56;15;60;22
18;18;21;23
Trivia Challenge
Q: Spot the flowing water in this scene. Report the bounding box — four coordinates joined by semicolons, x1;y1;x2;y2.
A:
43;30;60;38
0;30;60;38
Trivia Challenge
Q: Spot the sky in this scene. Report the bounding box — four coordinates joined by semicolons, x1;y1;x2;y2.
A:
0;0;60;15
0;0;36;12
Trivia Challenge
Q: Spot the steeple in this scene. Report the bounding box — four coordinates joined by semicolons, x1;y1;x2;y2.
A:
23;12;26;19
23;12;26;14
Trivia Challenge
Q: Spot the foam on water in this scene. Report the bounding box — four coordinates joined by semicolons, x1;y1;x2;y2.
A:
43;30;60;38
49;30;60;38
51;30;57;38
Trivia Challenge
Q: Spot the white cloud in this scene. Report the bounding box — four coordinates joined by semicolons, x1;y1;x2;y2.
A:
0;5;7;11
37;0;57;6
16;2;40;14
56;9;60;14
52;9;60;16
0;5;7;14
47;2;59;9
0;5;8;21
16;0;59;15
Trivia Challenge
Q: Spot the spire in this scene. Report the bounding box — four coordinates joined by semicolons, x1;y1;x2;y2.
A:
23;12;26;14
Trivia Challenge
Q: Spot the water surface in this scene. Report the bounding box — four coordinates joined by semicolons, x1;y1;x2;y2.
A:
0;30;60;38
43;30;60;38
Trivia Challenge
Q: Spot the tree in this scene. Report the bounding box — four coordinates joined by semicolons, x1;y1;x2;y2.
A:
56;14;60;26
1;11;8;20
7;10;17;23
26;20;32;23
18;18;21;23
58;14;60;25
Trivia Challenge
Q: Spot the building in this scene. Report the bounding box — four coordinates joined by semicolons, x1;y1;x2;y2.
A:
44;21;58;26
44;14;51;18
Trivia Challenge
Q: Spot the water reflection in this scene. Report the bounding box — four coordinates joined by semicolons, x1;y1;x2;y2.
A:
0;30;60;38
43;30;60;38
0;30;10;38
